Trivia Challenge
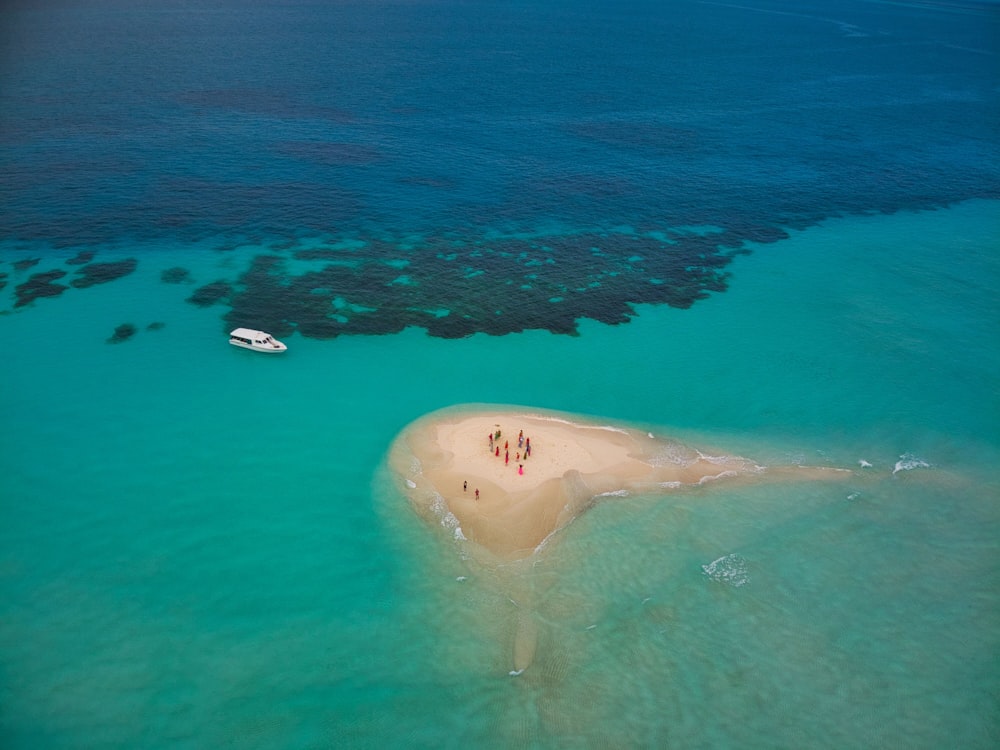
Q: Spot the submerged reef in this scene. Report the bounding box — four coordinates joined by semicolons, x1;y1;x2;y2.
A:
13;258;41;272
107;323;137;344
187;280;233;307
220;231;749;340
161;267;192;284
7;258;138;310
15;270;69;307
66;250;97;266
71;259;138;289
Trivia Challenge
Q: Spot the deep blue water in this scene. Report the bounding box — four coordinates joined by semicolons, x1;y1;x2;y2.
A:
1;1;998;748
2;0;998;337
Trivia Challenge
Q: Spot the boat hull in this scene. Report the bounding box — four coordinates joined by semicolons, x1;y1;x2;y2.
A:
229;339;286;353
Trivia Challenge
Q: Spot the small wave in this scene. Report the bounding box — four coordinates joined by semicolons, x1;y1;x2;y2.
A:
893;454;931;475
846;491;861;501
697;452;762;473
508;669;524;677
533;522;569;554
456;576;467;582
429;492;466;540
697;470;739;485
695;451;733;464
858;459;873;469
596;489;629;498
647;442;697;467
529;414;630;435
702;553;749;587
405;479;417;489
659;480;682;489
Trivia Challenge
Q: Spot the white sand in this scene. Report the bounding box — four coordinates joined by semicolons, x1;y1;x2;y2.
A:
390;406;849;560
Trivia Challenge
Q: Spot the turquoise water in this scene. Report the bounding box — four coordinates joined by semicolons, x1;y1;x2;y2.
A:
2;0;999;745
1;200;997;747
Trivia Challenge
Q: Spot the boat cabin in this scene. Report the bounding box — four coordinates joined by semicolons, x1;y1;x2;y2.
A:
229;328;287;353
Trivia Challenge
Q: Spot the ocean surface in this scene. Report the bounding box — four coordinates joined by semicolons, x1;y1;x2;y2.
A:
1;0;998;747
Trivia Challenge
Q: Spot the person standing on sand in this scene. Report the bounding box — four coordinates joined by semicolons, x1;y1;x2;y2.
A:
518;464;523;475
495;446;500;457
505;451;509;465
463;480;467;492
475;488;479;501
489;434;493;450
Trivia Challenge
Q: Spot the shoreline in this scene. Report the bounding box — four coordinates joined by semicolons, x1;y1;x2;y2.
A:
389;405;851;561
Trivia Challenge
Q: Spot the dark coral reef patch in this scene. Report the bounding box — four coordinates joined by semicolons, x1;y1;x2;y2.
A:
15;269;69;307
8;258;139;309
71;258;138;288
107;323;137;344
161;267;192;284
66;250;97;266
13;258;41;272
187;280;233;307
220;231;752;340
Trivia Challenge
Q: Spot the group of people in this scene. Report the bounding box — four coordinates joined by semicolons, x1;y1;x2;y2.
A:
463;427;536;501
489;427;531;475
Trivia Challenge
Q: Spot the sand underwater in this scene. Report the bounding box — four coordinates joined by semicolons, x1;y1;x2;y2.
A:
1;0;998;745
0;202;997;747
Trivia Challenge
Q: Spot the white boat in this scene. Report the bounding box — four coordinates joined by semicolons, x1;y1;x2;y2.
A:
229;328;287;353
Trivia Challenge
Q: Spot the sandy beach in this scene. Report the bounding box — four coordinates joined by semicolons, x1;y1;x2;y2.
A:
390;406;849;561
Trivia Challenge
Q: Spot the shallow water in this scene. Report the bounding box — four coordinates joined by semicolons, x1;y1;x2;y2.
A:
1;201;996;748
2;0;999;746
